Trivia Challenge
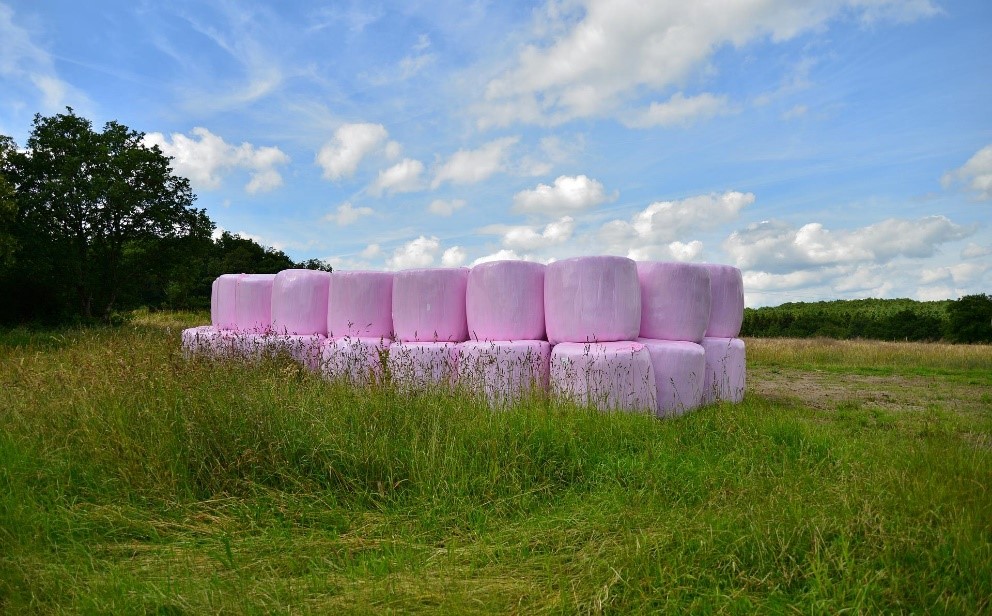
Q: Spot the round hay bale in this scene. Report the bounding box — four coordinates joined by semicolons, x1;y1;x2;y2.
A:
328;270;394;339
272;269;331;336
545;256;640;345
392;268;469;342
636;261;711;342
549;341;656;413
466;260;546;341
637;338;706;416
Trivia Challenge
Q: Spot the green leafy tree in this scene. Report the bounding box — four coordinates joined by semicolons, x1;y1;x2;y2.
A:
944;294;992;343
0;136;17;269
5;108;212;321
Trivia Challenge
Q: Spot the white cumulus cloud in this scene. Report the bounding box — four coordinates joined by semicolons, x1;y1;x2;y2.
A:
724;215;975;273
428;199;466;216
386;235;441;270
478;0;939;127
326;202;374;226
315;123;391;181
143;127;289;193
599;191;754;258
432;137;519;188
370;158;425;196
441;246;467;267
625;92;733;128
942;144;992;200
962;243;992;259
485;216;576;252
512;175;615;216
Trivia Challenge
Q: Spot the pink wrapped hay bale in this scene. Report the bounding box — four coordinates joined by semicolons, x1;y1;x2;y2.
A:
702;264;744;338
321;337;392;386
235;274;276;333
392;268;469;342
181;325;221;357
701;337;746;404
456;340;551;407
387;341;459;390
636;338;706;416
550;341;657;413
213;274;243;330
268;334;327;370
327;270;394;338
271;269;331;336
545;256;641;345
637;262;711;343
210;279;219;326
466;261;546;341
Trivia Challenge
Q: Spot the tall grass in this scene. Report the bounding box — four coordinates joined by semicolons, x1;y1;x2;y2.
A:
1;316;990;613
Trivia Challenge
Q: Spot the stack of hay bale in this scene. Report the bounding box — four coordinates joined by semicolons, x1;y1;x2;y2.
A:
322;270;394;385
388;268;468;389
458;261;551;407
181;257;746;415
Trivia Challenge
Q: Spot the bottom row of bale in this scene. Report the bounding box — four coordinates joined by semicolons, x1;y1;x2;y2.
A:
182;327;745;417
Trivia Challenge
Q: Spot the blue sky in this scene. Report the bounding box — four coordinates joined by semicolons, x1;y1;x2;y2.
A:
1;0;990;306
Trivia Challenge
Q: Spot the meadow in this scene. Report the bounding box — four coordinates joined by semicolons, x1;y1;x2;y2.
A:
1;312;990;614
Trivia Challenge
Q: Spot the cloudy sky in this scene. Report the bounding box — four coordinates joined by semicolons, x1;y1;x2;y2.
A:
1;0;989;305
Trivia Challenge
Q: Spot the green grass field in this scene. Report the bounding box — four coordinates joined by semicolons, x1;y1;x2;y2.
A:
2;312;990;614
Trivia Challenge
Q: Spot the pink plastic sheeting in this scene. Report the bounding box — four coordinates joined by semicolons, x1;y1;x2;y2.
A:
466;261;546;341
235;274;276;333
321;337;391;386
549;341;657;413
271;269;331;336
392;268;469;342
701;337;746;404
544;256;641;345
181;325;221;357
387;341;459;389
636;262;711;343
637;338;706;417
267;334;327;370
210;280;219;327
702;265;744;338
214;274;243;330
327;270;394;339
456;340;551;407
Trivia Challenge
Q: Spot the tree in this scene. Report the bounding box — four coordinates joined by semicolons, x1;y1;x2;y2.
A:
945;294;992;343
6;108;212;320
0;136;17;269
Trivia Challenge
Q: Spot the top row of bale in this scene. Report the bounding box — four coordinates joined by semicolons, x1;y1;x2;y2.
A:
210;256;743;345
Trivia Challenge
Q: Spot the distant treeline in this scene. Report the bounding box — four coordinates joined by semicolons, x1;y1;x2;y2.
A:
742;296;992;343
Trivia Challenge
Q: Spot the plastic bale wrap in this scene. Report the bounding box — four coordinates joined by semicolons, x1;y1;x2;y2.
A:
271;269;331;336
703;264;744;338
327;270;394;338
637;338;706;417
549;341;657;413
456;340;551;408
268;334;327;370
545;256;641;345
235;274;276;334
321;337;392;386
214;274;243;330
701;337;746;404
636;261;711;342
392;268;469;342
466;261;546;341
387;341;459;391
181;325;221;357
229;332;276;361
210;279;219;327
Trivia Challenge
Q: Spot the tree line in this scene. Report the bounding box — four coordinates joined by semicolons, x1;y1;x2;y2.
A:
0;109;330;324
742;296;992;343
